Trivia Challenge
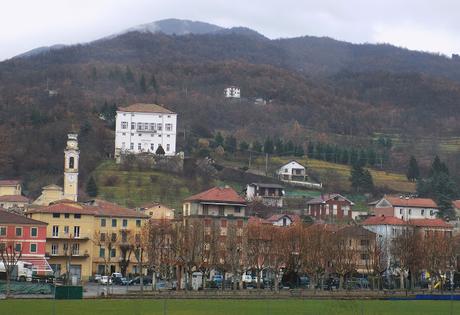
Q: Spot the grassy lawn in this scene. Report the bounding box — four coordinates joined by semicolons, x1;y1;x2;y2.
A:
248;156;415;193
0;299;456;315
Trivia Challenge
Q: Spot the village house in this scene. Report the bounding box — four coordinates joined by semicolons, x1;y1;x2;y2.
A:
0;180;22;196
266;214;301;227
114;103;177;161
224;86;241;98
0;208;52;276
334;225;377;275
373;196;439;221
0;195;30;212
277;160;307;182
245;183;285;208
0;180;30;211
306;194;354;220
182;186;247;280
137;202;174;220
26;199;149;281
361;215;453;270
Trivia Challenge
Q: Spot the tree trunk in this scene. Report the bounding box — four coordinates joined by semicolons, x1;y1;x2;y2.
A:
6;272;11;298
222;272;226;291
274;272;279;292
400;271;405;290
339;275;344;290
257;269;261;290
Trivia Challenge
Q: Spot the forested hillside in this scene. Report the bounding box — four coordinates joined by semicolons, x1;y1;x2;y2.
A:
1;20;460;193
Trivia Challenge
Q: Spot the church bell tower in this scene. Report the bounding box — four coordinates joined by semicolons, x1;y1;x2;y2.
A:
63;133;79;201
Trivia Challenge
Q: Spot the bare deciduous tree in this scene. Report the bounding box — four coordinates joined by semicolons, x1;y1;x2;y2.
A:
0;242;22;298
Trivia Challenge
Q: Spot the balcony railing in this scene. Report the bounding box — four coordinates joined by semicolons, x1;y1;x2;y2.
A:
136;128;157;133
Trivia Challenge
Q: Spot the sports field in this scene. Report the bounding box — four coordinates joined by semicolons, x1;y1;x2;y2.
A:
0;299;457;315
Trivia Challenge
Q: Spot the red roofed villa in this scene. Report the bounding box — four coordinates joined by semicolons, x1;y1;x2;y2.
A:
183;186;246;217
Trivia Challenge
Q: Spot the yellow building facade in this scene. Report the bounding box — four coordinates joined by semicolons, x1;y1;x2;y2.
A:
0;179;22;196
27;200;148;281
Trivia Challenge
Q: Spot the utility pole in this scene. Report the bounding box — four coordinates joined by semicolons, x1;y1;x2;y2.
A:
248;152;252;169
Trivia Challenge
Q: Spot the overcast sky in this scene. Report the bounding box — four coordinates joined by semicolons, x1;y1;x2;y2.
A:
2;0;460;61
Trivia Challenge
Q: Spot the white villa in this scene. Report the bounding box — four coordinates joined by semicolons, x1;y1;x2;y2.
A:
114;103;177;161
224;86;241;98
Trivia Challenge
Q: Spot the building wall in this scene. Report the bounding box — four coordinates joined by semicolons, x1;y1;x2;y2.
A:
393;206;438;220
29;212;148;280
29;212;94;279
0;201;28;210
309;200;352;220
0;185;21;196
0;224;47;256
144;204;174;220
115;111;177;157
33;188;64;206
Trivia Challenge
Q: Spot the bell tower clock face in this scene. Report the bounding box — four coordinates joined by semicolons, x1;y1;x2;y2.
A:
68;174;75;182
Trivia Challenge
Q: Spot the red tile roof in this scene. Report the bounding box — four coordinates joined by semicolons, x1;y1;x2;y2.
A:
0;180;21;186
0;195;30;203
118;103;175;114
184;187;246;204
267;214;301;223
27;201;97;215
361;215;406;226
409;218;452;229
384;197;437;208
305;222;340;233
453;200;460;209
0;209;47;225
306;193;354;205
247;216;271;225
88;199;149;218
28;199;148;218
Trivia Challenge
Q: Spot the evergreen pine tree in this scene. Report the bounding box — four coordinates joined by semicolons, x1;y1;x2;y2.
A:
406;155;420;182
264;138;274;154
214;132;224;147
125;66;134;82
155;145;166;155
252;141;263;153
239;141;249;151
140;73;147;92
86;176;98;197
275;138;284;155
307;142;314;158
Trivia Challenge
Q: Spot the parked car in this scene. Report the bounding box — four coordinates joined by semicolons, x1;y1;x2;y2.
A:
213;275;223;283
93;274;102;282
345;277;369;289
128;276;152;285
316;277;339;290
113;277;129;285
111;272;123;279
242;274;252;283
100;275;112;285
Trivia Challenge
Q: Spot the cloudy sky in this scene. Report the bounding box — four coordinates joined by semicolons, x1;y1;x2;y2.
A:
2;0;460;60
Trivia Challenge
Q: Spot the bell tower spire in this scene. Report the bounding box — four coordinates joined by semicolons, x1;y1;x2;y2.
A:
63;133;79;201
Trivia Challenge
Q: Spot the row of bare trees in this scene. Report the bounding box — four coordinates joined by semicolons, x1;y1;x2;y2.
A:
91;219;459;291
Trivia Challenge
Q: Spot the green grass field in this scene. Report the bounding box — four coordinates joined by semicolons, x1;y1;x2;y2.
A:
0;299;457;315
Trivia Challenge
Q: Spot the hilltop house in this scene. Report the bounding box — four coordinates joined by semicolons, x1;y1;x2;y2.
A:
277;160;307;182
114;103;177;162
224;86;241;98
373;196;439;221
245;183;285;208
306;194;355;220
